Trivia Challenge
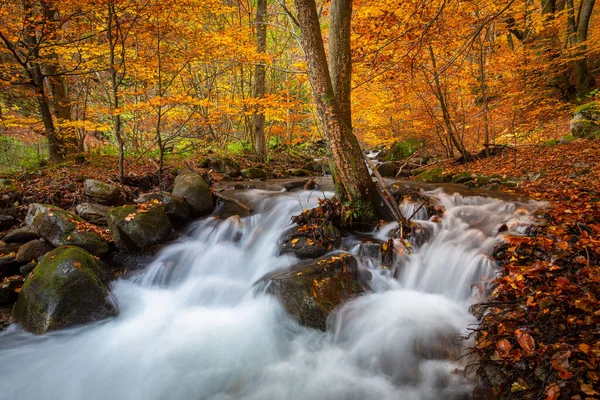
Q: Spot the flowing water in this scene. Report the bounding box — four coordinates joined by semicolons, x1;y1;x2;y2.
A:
0;187;543;400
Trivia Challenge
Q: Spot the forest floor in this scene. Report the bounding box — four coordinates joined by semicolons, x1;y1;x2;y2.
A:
441;140;600;399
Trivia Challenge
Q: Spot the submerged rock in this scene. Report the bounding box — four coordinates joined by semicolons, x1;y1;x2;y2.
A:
25;204;109;256
107;204;172;252
258;253;364;331
136;192;190;223
12;246;118;334
84;179;120;205
172;171;213;215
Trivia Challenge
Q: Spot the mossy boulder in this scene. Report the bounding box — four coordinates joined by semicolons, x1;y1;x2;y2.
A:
289;168;311;177
451;171;474;184
280;223;341;259
26;204;109;256
415;168;444;183
241;167;269;180
136;192;190;223
384;138;423;161
83;179;120;205
571;102;600;139
207;157;242;177
107;204;172;252
172;171;214;215
76;203;111;226
375;161;398;177
258;253;364;331
12;246;118;334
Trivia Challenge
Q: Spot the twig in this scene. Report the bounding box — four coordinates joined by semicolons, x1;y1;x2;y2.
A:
213;191;254;213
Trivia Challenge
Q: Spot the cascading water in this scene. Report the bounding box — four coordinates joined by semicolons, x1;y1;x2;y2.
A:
0;187;543;400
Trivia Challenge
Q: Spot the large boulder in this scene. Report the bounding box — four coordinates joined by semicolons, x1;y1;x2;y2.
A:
25;204;109;256
136;192;190;223
12;246;118;334
84;179;120;205
2;226;40;244
375;161;398;177
172;171;213;215
241;167;269;180
107;204;172;252
257;253;365;331
15;239;54;263
571;102;600;139
76;203;111;225
280;223;341;259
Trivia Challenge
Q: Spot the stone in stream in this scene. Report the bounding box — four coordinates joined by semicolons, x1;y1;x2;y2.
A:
136;192;190;223
76;202;111;226
240;167;269;180
83;179;121;205
25;204;109;256
106;204;172;252
172;171;214;215
375;161;398;177
15;239;54;263
279;223;341;259
257;253;365;331
206;157;242;177
12;246;118;334
2;226;40;244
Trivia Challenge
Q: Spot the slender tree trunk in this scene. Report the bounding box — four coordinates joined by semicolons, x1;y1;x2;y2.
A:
574;0;596;97
293;0;379;224
108;0;125;182
253;0;267;161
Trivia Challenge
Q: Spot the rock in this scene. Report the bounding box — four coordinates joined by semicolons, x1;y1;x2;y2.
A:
451;171;474;184
302;160;329;174
172;171;214;215
26;204;109;256
106;204;172;252
136;192;190;223
12;246;118;334
415;168;444;183
241;167;269;180
559;135;575;144
83;179;120;205
289;168;310;177
76;203;111;225
2;226;40;243
358;241;382;259
258;253;364;331
0;214;15;229
19;261;37;276
15;239;54;263
208;157;242;177
0;276;23;305
0;243;22;276
384;138;423;161
375;161;398;177
570;102;600;139
284;179;311;192
280;223;341;259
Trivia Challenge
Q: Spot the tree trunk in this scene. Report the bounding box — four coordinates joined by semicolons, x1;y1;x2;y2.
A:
253;0;267;161
293;0;379;224
574;0;596;98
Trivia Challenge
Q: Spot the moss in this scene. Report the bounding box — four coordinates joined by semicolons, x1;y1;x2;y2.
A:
451;171;474;184
415;168;444;183
384;138;424;161
575;101;599;114
345;198;378;228
543;139;559;146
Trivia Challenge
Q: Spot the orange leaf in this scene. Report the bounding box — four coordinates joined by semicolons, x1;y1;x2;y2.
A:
496;339;512;358
515;329;535;352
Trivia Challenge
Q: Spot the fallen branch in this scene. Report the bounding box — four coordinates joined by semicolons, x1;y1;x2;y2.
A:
213;190;254;213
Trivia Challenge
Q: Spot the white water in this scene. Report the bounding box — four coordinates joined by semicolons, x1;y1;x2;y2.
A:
0;188;542;400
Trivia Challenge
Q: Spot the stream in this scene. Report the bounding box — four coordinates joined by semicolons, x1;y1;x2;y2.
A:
0;186;543;399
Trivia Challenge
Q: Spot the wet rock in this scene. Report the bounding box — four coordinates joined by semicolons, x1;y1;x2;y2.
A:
358;241;382;259
26;204;109;256
136;192;190;223
172;171;213;215
19;261;37;276
451;171;474;184
0;214;15;229
208;157;242;177
258;253;364;331
76;203;111;225
280;223;341;259
241;167;269;180
12;246;118;334
415;168;444;183
2;226;40;243
83;179;120;205
375;161;398;177
289;168;310;177
107;204;172;252
15;239;54;263
570;101;600;139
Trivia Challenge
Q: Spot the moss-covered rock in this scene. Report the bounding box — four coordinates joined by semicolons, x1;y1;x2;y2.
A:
241;167;269;180
83;179;120;205
451;171;474;184
26;204;109;256
384;138;423;161
12;246;118;334
107;204;172;252
207;157;242;177
415;168;444;183
172;171;213;215
257;253;364;331
375;161;398;177
136;192;190;223
289;168;311;177
571;102;600;139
